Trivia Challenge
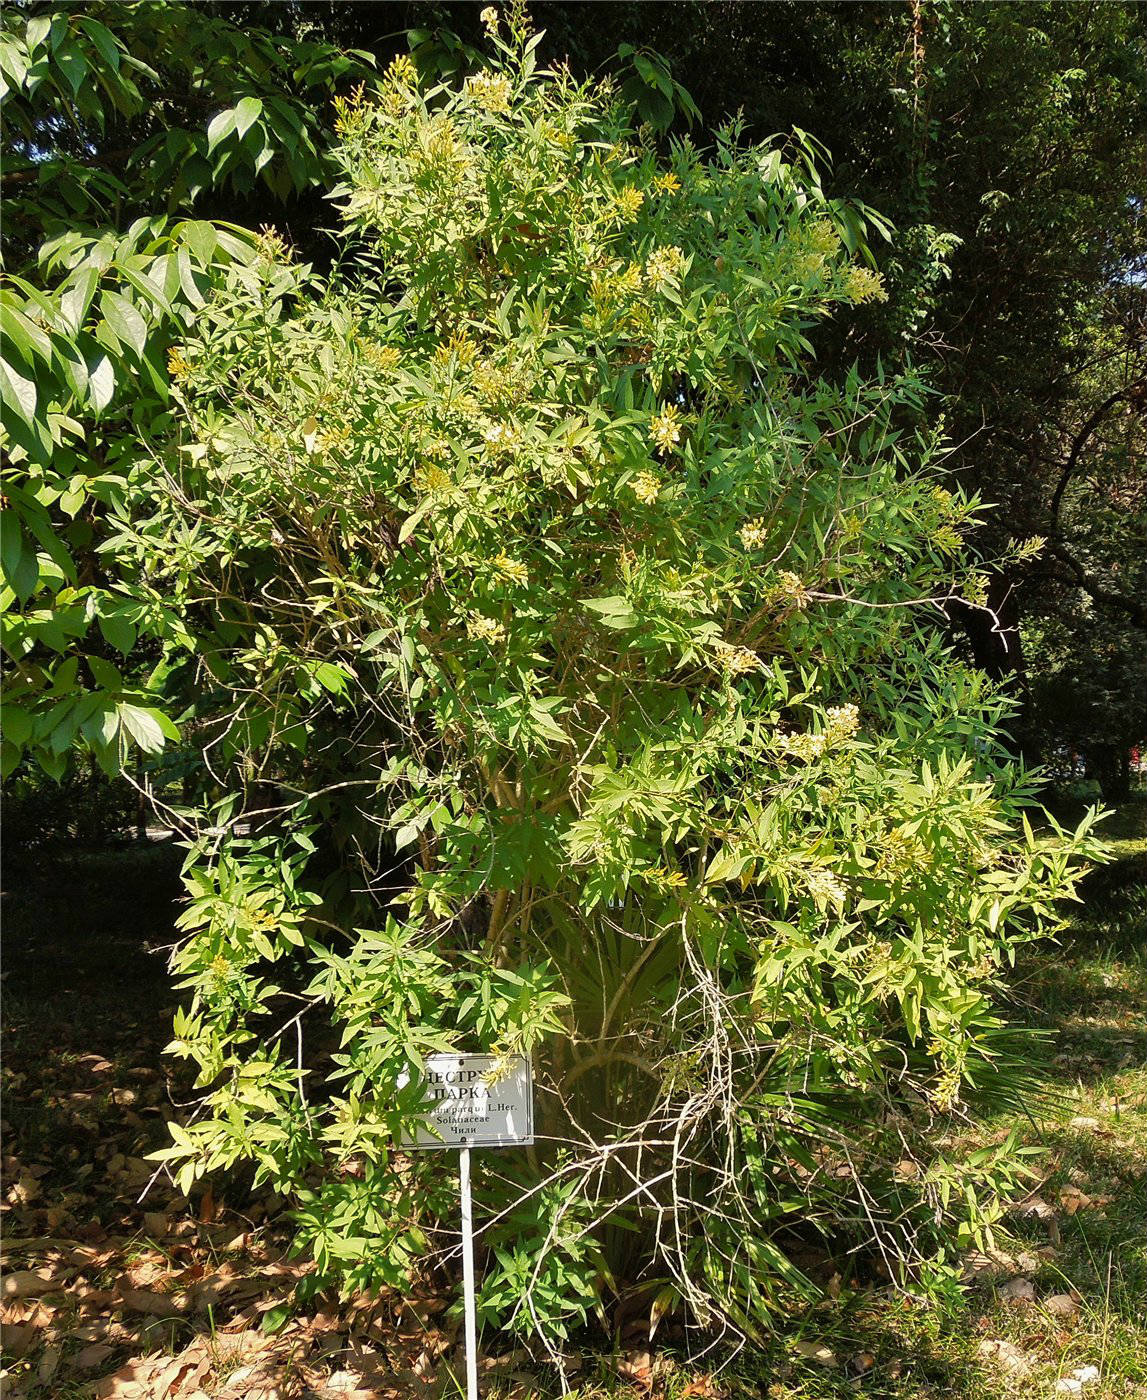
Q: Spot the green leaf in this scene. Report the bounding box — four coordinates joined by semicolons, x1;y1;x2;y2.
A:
0;356;37;425
59;265;100;334
181;220;217;264
583;595;638;630
206;107;238;153
117;703;171;753
234;95;263;139
100;290;148;357
87;352;116;411
98;610;136;655
261;1303;291;1334
77;17;121;72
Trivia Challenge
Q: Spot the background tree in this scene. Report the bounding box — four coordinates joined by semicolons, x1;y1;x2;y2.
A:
1;1;373;780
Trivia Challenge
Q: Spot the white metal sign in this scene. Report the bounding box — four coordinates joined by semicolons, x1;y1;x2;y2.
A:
402;1053;534;1400
410;1053;534;1148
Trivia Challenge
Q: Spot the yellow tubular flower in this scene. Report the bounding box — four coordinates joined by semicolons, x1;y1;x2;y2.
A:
739;517;768;550
645;244;685;290
630;471;661;505
465;72;512;114
362;342;400;371
776;569;810;610
386;54;418;90
466;614;507;643
612;186;645;222
649;404;682;454
494;553;529;585
843;265;888;304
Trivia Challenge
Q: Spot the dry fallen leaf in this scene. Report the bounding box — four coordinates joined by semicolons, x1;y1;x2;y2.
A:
617;1349;654;1387
850;1351;877;1376
1043;1292;1081;1321
74;1342;116;1370
0;1321;38;1357
978;1338;1031;1376
998;1275;1036;1304
117;1285;181;1317
794;1339;838;1366
2;1267;66;1300
37;1343;62;1384
1059;1185;1092;1215
680;1376;721;1398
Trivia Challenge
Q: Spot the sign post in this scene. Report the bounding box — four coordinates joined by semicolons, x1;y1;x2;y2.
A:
459;1142;478;1400
405;1053;534;1400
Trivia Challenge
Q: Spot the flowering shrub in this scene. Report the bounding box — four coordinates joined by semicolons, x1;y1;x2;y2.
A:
137;7;1101;1347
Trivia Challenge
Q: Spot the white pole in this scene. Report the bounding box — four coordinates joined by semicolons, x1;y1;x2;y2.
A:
459;1143;479;1400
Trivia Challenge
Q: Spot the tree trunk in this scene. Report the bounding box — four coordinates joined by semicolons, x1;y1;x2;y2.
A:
1086;744;1131;805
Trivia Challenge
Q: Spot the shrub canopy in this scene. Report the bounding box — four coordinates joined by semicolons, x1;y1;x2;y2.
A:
131;11;1099;1343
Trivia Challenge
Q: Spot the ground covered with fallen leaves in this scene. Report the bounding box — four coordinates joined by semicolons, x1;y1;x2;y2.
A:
2;801;1144;1399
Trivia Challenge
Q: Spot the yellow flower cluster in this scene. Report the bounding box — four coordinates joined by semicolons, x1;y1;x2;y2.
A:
645;244;685;290
435;329;478;366
465;71;512;114
778;704;858;762
961;572;989;608
1013;534;1047;562
715;641;762;676
413;463;453;496
381;90;408;118
493;553;529;585
386;54;418;90
775;569;809;609
645;866;688;890
362;342;401;371
612;186;645;222
382;54;418;113
928;1065;962;1113
467;614;507;644
422;116;463;167
777;731;826;762
318;425;352;453
653;172;682;194
333;83;370;138
480;5;499;33
630;471;661;504
931;523;963;556
738;517;768;550
615;261;644;298
843;266;887;304
590;260;645;314
255;224;291;264
824;702;860;745
167;347;193;380
789;252;827;281
803;220;842;257
877;827;930;879
804;866;846;906
482;422;518;452
649;403;682;454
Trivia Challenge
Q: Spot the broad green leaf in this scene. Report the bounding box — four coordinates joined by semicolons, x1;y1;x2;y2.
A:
99;289;148;357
